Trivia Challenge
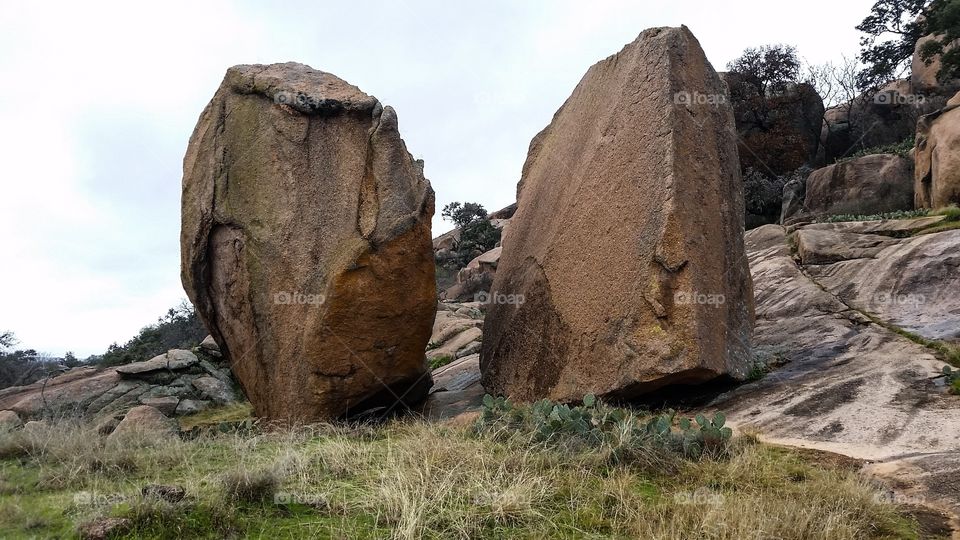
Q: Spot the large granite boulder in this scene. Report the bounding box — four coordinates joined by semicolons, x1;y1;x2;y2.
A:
912;33;960;95
915;92;960;209
802;153;914;218
180;63;436;422
480;27;755;403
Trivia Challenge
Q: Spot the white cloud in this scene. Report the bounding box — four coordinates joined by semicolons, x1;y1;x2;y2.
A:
0;0;878;355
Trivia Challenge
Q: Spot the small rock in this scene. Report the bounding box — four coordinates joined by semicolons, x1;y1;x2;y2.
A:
78;517;132;540
141;484;186;503
139;396;180;416
199;335;221;357
455;341;481;358
0;410;22;432
175;399;211;416
454;307;481;318
192;376;236;405
93;414;123;436
108;405;178;440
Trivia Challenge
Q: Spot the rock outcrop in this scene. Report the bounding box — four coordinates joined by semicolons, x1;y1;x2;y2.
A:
0;348;242;421
715;222;960;524
912;34;960;95
801;154;914;218
180;63;436;422
480;27;754;403
820;80;946;164
915;92;960;209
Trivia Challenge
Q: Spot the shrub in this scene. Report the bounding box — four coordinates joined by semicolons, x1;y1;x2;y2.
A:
818;209;930;223
943;366;960;395
476;394;733;461
835;136;915;163
95;300;207;367
428;354;454;370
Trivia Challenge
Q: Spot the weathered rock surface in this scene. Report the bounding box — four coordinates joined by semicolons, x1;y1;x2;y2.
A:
820;80;947;164
916;92;960;208
714;222;960;527
480;26;754;403
180;62;436;422
108;405;179;440
806;230;960;342
441;246;502;302
0;348;242;421
0;410;22;431
802;154;914;218
794;229;900;265
912;34;960;95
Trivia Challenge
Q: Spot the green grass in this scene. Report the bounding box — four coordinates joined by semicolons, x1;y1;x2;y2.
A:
0;405;928;539
856;311;960;368
178;402;254;431
428;354;454;370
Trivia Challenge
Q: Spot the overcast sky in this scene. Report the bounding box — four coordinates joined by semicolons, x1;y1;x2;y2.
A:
0;0;877;356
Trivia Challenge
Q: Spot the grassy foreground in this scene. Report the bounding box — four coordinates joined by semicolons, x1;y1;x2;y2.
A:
0;403;927;539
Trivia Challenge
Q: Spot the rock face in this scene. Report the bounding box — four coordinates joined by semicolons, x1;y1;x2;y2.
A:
915;92;960;209
912;34;960;95
802;154;914;217
715;222;960;524
723;72;824;174
441;246;502;302
180;63;436;422
480;27;755;403
0;348;242;420
820;81;947;164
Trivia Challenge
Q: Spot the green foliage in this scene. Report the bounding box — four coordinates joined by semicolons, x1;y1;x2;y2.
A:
96;300;207;367
817;208;930;223
441;201;487;229
437;201;501;271
934;204;960;221
428;354;455;370
477;394;733;460
727;44;801;94
943;366;960;394
456;219;500;259
855;0;960;90
921;0;960;83
0;331;14;350
835;137;915;163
